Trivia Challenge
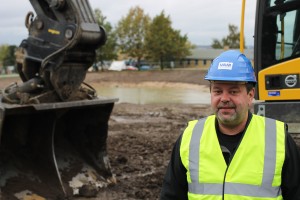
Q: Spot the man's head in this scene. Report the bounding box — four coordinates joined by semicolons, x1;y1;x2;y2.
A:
205;50;256;133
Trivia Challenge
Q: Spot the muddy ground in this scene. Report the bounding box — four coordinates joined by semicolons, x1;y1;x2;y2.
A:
0;70;299;200
85;70;212;200
0;70;211;200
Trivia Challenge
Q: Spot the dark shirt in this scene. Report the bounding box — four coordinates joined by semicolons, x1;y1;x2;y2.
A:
160;113;300;200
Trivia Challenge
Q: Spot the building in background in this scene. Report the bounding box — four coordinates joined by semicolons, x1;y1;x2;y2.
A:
179;46;254;69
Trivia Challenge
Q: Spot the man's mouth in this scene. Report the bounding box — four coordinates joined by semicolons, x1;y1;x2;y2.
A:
217;106;235;112
218;106;235;109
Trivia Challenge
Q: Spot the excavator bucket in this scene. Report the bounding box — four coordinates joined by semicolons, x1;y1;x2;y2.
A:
0;97;118;199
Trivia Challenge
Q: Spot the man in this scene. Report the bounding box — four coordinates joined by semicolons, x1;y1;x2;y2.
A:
160;50;300;200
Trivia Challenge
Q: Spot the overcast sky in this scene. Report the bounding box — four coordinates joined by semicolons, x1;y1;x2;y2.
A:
0;0;256;47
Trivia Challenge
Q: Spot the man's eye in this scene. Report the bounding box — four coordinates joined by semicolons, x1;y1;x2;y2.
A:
230;90;238;95
213;90;222;94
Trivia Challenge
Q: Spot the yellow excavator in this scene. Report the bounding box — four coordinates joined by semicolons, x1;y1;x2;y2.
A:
241;0;300;134
0;0;118;199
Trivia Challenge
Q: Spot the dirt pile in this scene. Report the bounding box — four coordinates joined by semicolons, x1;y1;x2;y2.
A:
85;69;209;86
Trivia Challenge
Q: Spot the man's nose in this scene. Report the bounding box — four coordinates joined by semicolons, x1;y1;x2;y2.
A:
220;92;230;102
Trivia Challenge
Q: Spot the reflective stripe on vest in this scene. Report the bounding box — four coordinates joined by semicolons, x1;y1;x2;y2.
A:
180;115;285;199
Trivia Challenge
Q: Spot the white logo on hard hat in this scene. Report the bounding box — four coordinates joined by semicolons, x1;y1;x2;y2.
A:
218;62;233;70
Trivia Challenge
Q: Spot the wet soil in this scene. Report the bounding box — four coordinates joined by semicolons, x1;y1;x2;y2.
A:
82;70;211;200
104;103;211;200
1;70;299;199
0;69;211;200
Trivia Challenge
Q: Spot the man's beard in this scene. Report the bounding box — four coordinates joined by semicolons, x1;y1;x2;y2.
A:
217;111;240;127
215;103;242;127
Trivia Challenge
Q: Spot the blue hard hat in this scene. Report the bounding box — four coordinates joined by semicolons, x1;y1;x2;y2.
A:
204;50;256;83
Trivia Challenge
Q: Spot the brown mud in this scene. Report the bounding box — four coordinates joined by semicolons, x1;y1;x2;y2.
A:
0;70;298;199
83;70;210;200
0;70;210;199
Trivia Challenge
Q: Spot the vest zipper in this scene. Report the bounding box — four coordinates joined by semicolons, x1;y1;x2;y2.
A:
221;146;231;200
222;165;230;200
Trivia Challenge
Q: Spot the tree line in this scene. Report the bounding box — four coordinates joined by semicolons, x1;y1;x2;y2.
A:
0;6;242;71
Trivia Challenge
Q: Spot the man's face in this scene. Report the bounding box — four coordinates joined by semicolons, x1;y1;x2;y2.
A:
210;81;254;128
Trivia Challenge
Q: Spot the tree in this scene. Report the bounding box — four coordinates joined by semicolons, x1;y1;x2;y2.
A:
145;11;193;70
3;45;17;66
94;9;118;70
0;45;16;73
115;6;150;66
0;45;9;65
211;24;245;49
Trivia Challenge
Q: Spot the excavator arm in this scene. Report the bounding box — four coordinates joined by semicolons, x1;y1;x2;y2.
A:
4;0;106;103
0;1;118;199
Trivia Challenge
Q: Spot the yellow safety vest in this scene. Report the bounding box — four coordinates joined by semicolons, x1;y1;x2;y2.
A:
180;114;285;200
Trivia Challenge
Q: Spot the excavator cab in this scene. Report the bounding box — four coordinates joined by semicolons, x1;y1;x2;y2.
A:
0;0;118;199
253;0;300;133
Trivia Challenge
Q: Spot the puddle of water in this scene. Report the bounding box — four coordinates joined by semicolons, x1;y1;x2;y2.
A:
92;84;210;104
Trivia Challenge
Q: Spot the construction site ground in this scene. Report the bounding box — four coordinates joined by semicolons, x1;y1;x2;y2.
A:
0;69;299;200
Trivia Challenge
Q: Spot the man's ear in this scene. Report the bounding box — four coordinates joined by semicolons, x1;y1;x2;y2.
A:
248;88;255;100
